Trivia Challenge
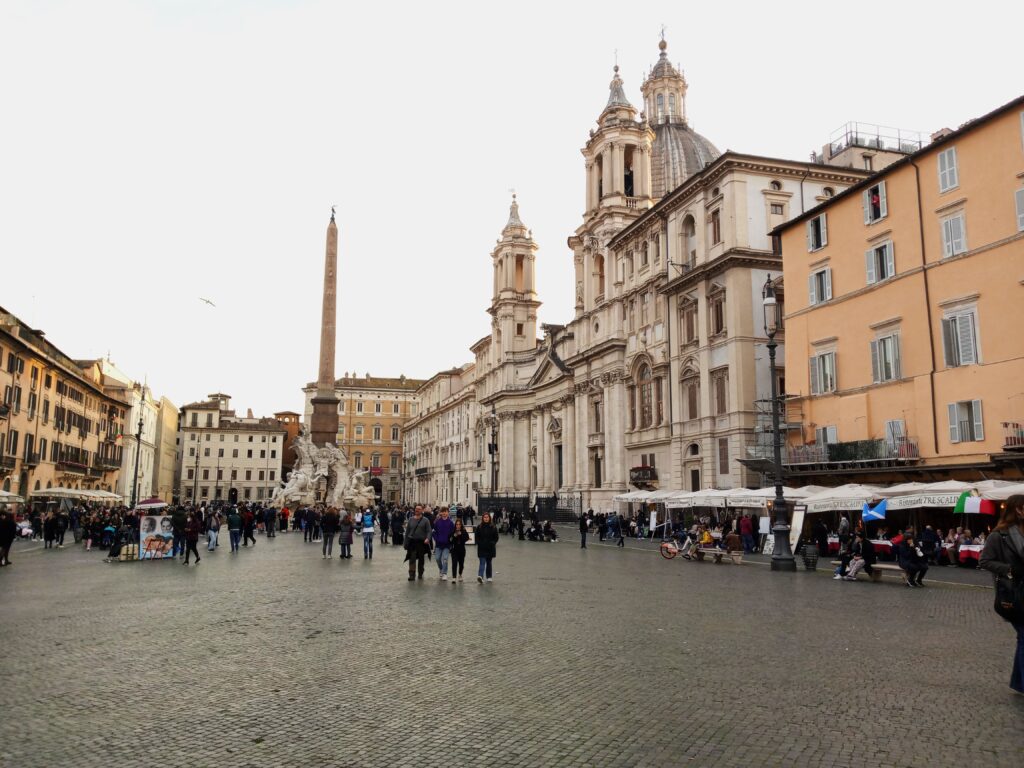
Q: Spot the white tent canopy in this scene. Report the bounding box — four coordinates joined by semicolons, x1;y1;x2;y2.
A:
981;483;1024;501
803;484;882;513
0;489;25;504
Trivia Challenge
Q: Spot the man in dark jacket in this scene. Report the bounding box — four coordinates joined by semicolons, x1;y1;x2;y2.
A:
171;508;187;558
0;510;17;566
898;535;928;587
404;506;432;581
579;514;588;549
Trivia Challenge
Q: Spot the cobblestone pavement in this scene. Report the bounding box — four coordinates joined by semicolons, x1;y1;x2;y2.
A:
1;531;1021;768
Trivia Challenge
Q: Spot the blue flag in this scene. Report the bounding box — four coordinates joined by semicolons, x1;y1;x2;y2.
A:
862;499;887;521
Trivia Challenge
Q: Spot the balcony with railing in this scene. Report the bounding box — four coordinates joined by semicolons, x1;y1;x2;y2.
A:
752;437;920;467
56;459;89;475
95;456;120;471
24;452;40;467
1003;422;1024;451
0;455;16;470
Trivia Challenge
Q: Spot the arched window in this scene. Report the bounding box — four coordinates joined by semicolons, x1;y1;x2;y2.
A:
681;215;696;267
770;180;782;191
594;253;605;299
668;93;676;115
656;93;664;117
638;364;653;428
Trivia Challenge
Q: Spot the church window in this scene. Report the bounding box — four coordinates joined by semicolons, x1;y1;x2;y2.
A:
668;94;676;116
682;373;700;420
655;377;664;425
681;301;698;345
712;368;729;415
515;255;525;292
710;209;722;245
624;146;635;196
709;289;726;336
640;241;649;267
638;364;654;428
594;253;605;298
657;93;664;117
516;323;524;336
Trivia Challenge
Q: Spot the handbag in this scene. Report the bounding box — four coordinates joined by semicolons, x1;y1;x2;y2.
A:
992;533;1024;624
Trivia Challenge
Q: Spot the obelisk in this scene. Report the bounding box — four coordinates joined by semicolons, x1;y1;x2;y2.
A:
310;208;340;448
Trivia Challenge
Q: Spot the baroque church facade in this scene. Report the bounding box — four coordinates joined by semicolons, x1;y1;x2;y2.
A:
405;38;868;510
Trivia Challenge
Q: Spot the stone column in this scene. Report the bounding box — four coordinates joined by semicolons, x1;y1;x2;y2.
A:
563;399;575;488
610;143;620;194
576;393;587;489
601;146;612;199
537;409;547;492
311;212;341;447
609;377;626;487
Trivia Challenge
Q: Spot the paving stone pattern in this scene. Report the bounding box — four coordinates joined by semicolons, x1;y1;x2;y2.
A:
0;532;1022;767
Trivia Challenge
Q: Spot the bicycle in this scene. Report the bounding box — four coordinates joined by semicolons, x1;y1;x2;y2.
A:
659;531;693;560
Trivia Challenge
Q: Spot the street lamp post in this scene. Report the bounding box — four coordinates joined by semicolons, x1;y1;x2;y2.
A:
129;385;145;509
763;275;796;572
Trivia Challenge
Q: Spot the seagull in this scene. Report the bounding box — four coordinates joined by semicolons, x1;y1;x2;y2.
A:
199;297;216;307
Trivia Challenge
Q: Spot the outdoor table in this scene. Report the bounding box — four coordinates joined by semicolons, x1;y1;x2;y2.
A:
827;536;840;554
957;544;984;563
870;539;892;556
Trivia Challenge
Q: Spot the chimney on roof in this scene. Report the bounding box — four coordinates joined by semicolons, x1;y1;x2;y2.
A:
247;408;253;418
930;128;953;142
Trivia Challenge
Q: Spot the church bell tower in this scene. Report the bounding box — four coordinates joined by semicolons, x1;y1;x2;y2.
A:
489;194;540;354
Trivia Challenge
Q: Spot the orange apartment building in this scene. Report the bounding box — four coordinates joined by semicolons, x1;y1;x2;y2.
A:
773;95;1024;484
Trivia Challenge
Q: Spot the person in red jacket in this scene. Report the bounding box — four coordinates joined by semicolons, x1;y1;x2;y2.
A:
739;514;755;554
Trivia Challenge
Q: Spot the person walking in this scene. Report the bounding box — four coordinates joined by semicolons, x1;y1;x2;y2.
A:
206;508;221;552
338;512;354;559
475;512;499;583
43;512;56;549
322;507;339;559
265;507;277;538
171;506;187;559
432;507;456;580
579;513;588;549
56;512;69;548
361;508;375;559
405;506;432;581
379;508;390;545
739;513;755;554
183;511;201;566
979;494;1024;695
0;510;17;566
450;518;469;582
242;507;256;548
227;507;242;553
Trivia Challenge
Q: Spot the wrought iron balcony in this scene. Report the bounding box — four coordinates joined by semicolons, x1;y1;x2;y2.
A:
752;437;920;466
94;456;120;471
24;452;40;467
0;455;16;470
56;459;88;475
1002;421;1024;451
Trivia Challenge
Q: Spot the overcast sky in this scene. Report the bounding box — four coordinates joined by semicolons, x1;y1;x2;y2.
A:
2;0;1020;417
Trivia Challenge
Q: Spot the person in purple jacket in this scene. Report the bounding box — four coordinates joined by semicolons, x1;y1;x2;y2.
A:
432;507;456;581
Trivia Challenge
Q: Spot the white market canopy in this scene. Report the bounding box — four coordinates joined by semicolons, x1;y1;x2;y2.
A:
29;488;122;501
980;482;1024;501
0;489;25;504
803;484;882;513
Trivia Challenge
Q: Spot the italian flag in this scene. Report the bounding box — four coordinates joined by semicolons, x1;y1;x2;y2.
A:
954;491;996;515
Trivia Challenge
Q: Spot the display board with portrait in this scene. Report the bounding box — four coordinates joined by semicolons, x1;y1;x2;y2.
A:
139;515;175;560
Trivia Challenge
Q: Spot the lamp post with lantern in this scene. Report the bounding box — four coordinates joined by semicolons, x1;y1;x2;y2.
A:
763;275;796;571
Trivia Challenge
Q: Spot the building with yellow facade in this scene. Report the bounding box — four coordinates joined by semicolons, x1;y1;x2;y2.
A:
302;373;424;503
772;95;1024;484
1;307;128;502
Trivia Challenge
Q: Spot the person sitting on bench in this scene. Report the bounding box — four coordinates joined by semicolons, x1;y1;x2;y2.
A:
844;532;875;580
526;524;544;542
723;530;742;552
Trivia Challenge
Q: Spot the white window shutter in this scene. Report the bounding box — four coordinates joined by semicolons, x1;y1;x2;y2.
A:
947;403;960;443
808;274;816;305
941;219;953;257
870;340;880;383
826;426;838;443
951;215;965;254
885;243;895;279
820;214;828;246
825;352;836;391
865;249;877;285
878;181;887;218
972;399;984;441
809;356;820;395
956;312;977;365
948;147;959;188
824;268;833;300
1015;188;1024;232
892;334;901;379
938;150;949;191
862;190;871;224
806;220;813;251
941;317;958;367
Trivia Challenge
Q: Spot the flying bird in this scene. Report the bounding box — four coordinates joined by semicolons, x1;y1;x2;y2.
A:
199;297;216;307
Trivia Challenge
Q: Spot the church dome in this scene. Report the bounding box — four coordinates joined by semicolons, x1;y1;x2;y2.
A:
641;36;721;196
650;121;720;197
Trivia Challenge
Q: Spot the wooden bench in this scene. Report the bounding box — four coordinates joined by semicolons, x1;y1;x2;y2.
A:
830;560;903;582
696;547;743;565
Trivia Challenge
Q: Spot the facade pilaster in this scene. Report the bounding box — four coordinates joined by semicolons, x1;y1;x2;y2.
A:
575;392;587;488
563;398;575;488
